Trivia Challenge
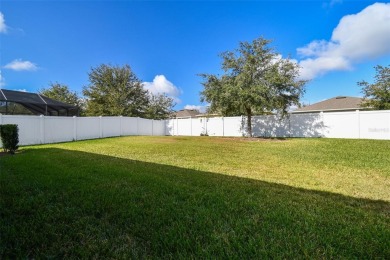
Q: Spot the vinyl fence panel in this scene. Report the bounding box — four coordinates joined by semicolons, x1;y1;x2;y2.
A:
101;117;121;138
359;111;390;140
206;117;224;136
1;115;41;145
153;120;166;136
290;113;324;138
138;118;153;136
322;112;360;139
121;117;139;136
44;116;74;143
251;115;290;137
76;117;101;140
177;118;192;136
222;117;242;137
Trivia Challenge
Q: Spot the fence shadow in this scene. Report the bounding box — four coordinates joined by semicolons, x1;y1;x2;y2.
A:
1;148;388;258
243;114;326;138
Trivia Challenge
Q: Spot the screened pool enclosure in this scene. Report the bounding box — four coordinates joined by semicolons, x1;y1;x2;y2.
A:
0;89;79;116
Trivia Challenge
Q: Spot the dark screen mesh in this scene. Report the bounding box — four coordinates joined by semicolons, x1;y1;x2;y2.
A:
0;89;78;116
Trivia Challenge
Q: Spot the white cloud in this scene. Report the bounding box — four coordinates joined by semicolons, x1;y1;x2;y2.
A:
3;59;38;71
184;105;207;113
297;3;390;80
143;75;182;103
0;70;5;87
0;12;7;33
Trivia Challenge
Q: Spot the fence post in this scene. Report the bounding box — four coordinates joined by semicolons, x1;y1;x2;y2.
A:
319;112;324;138
99;116;103;138
176;117;179;136
241;115;244;137
356;110;360;139
0;114;2;125
119;116;123;136
73;116;77;141
137;117;139;135
388;112;390;140
40;115;45;144
222;117;225;137
152;119;154;136
190;117;193;136
205;117;208;136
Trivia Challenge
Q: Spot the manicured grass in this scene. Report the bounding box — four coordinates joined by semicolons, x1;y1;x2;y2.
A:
1;136;389;258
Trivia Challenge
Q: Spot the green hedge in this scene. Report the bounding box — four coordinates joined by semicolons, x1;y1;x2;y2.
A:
0;124;19;154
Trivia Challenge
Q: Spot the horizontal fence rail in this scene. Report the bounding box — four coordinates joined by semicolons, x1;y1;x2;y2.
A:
1;110;389;147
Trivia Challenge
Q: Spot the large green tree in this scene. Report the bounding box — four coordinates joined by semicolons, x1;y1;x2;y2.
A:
144;93;175;120
199;37;306;137
358;65;390;110
83;64;150;117
40;82;81;106
40;82;84;115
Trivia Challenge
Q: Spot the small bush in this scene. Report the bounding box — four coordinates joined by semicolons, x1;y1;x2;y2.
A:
0;124;19;154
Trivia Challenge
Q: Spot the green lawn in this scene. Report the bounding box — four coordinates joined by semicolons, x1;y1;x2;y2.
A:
1;136;389;258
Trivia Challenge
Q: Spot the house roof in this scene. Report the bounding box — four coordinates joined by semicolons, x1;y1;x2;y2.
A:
292;96;364;113
172;109;201;118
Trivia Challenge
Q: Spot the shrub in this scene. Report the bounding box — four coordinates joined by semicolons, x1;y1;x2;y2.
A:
0;124;19;154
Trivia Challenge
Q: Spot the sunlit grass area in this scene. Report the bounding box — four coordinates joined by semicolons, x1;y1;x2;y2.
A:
1;136;389;258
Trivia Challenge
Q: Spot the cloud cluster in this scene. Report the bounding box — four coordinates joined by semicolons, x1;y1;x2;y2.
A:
184;105;207;113
0;12;7;33
4;59;38;71
0;71;5;87
143;75;182;103
298;3;390;80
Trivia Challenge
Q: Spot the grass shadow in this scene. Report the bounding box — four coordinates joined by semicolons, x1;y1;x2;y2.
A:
1;148;389;258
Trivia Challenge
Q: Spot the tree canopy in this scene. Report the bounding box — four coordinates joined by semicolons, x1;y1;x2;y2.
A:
40;82;82;107
83;64;174;119
358;65;390;110
40;82;84;115
199;37;306;136
144;93;175;120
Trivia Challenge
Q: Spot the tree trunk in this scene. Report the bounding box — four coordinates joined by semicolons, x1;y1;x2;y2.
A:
246;107;252;137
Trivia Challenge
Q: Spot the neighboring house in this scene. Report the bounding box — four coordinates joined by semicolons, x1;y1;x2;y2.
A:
292;96;368;114
172;109;202;118
0;89;79;116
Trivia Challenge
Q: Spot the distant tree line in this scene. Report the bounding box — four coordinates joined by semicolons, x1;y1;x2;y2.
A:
40;64;174;119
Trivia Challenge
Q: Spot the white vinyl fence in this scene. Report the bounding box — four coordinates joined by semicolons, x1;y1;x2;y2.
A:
166;110;390;140
0;115;165;146
1;110;389;147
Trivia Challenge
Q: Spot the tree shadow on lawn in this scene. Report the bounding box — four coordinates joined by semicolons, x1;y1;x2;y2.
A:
1;148;389;259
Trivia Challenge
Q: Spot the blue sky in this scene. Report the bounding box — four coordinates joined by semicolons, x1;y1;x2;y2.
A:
1;0;390;111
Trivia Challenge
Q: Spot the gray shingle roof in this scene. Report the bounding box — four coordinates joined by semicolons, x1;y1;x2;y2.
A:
172;109;201;118
292;96;364;113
